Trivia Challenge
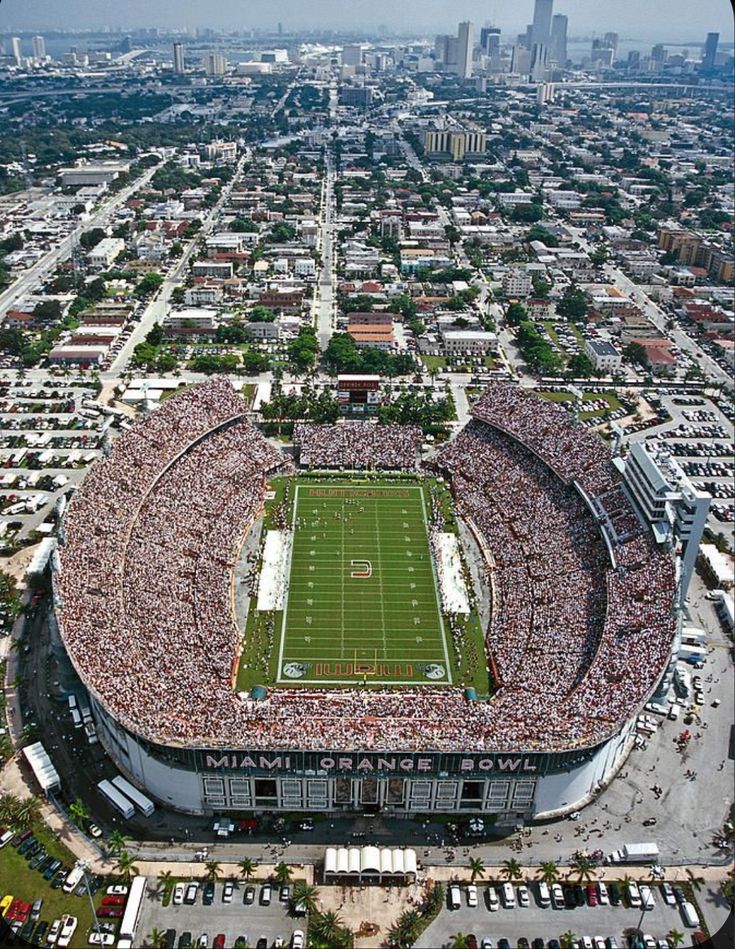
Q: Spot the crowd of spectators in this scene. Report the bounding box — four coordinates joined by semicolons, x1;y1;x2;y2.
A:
55;379;676;755
294;422;422;470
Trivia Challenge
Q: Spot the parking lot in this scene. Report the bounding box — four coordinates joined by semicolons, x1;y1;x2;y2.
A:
417;881;705;948
135;880;305;948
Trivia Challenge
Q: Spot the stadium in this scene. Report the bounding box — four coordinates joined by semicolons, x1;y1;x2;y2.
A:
53;378;678;821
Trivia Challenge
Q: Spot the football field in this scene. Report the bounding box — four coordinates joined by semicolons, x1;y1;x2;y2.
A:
277;480;451;686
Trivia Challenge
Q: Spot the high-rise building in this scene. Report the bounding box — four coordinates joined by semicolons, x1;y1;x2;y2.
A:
530;43;548;80
342;44;364;67
603;32;619;60
456;21;474;79
590;39;614;68
651;44;667;69
549;14;567;65
702;32;719;71
627;50;641;70
32;35;46;61
173;42;185;74
530;0;553;53
206;53;228;76
511;45;532;76
11;36;22;67
482;28;502;72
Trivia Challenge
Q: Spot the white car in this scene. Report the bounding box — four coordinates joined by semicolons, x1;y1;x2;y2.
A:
517;884;530;907
486;886;499;912
597;881;609;905
593;939;606;949
551;883;564;909
661;882;676;905
57;916;78;949
292;931;305;949
640;884;656;910
466;885;478;908
627;882;642;908
105;885;129;896
46;919;62;947
222;881;234;903
173;883;186;905
88;934;115;947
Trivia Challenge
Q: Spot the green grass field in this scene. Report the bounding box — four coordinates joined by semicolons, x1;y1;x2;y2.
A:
276;480;451;686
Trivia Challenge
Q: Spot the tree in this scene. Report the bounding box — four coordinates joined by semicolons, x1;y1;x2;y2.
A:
506;302;528;327
468;857;486;883
666;929;684;948
685;869;705;892
268;222;297;243
560;932;577;949
567;353;595;378
571;853;595;883
134;272;164;299
556;286;589;322
230;217;259;233
623;341;648;367
449;934;469;949
80;228;106;250
510;203;543;223
68;798;90;828
238;858;256;882
146;323;165;346
249;305;275;323
590;246;608;266
32;300;63;323
204;860;222;882
287;326;319;373
537;861;560;884
501;858;523;882
242;350;270;374
147;928;167;948
13;796;41;829
107;830;130;856
114;850;140;883
291;881;319;914
273;861;292;885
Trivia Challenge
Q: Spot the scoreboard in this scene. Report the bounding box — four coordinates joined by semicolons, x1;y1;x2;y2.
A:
337;375;381;414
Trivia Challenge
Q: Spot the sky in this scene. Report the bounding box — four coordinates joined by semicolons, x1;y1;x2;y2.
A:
0;0;732;42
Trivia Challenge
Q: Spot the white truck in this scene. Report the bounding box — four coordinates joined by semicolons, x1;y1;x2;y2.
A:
607;842;660;864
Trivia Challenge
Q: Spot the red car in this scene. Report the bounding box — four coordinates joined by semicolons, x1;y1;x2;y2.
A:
97;907;124;918
102;895;126;906
214;937;226;949
585;884;598;907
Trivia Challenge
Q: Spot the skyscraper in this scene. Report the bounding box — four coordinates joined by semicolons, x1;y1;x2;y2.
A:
530;0;553;53
549;14;567;66
206;53;228;76
11;36;22;67
173;42;185;74
603;32;619;60
702;32;719;71
32;35;46;61
456;21;474;79
481;28;502;72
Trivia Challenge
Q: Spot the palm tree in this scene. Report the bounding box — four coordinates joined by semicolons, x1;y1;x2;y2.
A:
13;796;41;829
114;850;140;884
0;793;20;828
68;798;90;828
291;881;319;914
147;928;167;949
685;869;705;892
107;830;130;857
468;857;486;883
158;870;174;900
238;857;256;882
450;934;468;949
500;858;523;881
666;929;684;948
571;853;594;884
537;860;559;884
273;861;292;885
387;909;421;948
312;910;347;945
560;932;577;949
204;860;221;883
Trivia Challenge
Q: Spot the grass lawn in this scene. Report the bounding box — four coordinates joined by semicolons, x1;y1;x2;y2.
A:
421;354;447;371
538;389;622;420
542;321;560;342
0;821;107;941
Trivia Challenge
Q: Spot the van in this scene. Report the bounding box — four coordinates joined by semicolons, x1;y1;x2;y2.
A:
449;884;461;909
668;704;680;721
501;883;516;908
626;882;642;908
537;882;551;907
639;884;655;910
681;901;700;927
485;886;499;911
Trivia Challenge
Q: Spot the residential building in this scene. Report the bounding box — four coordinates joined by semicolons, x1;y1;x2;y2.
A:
88;238;125;270
11;36;22;67
502;268;533;297
206;53;228;76
584;338;622;373
32;35;46;60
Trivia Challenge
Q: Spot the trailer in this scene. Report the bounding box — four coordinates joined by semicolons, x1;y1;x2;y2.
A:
607;842;660;864
111;775;155;817
96;779;134;820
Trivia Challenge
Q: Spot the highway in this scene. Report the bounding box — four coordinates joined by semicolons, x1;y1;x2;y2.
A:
315;152;336;351
0;164;159;319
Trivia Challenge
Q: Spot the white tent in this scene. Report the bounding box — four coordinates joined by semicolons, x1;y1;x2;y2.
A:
22;742;60;792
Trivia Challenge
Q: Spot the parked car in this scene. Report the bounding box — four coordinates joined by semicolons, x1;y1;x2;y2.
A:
485;886;499;912
517;885;530;907
466;885;478;908
243;886;255;905
222;882;234;903
173;883;185;906
184;883;199;905
202;882;215;906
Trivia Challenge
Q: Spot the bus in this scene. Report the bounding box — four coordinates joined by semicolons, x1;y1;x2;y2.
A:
116;876;147;949
111;776;155;818
96;780;134;820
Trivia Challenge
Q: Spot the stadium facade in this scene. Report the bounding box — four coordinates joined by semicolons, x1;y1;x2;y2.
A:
53;379;678;822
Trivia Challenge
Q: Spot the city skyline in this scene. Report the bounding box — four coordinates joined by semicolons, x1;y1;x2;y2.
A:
0;0;733;41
